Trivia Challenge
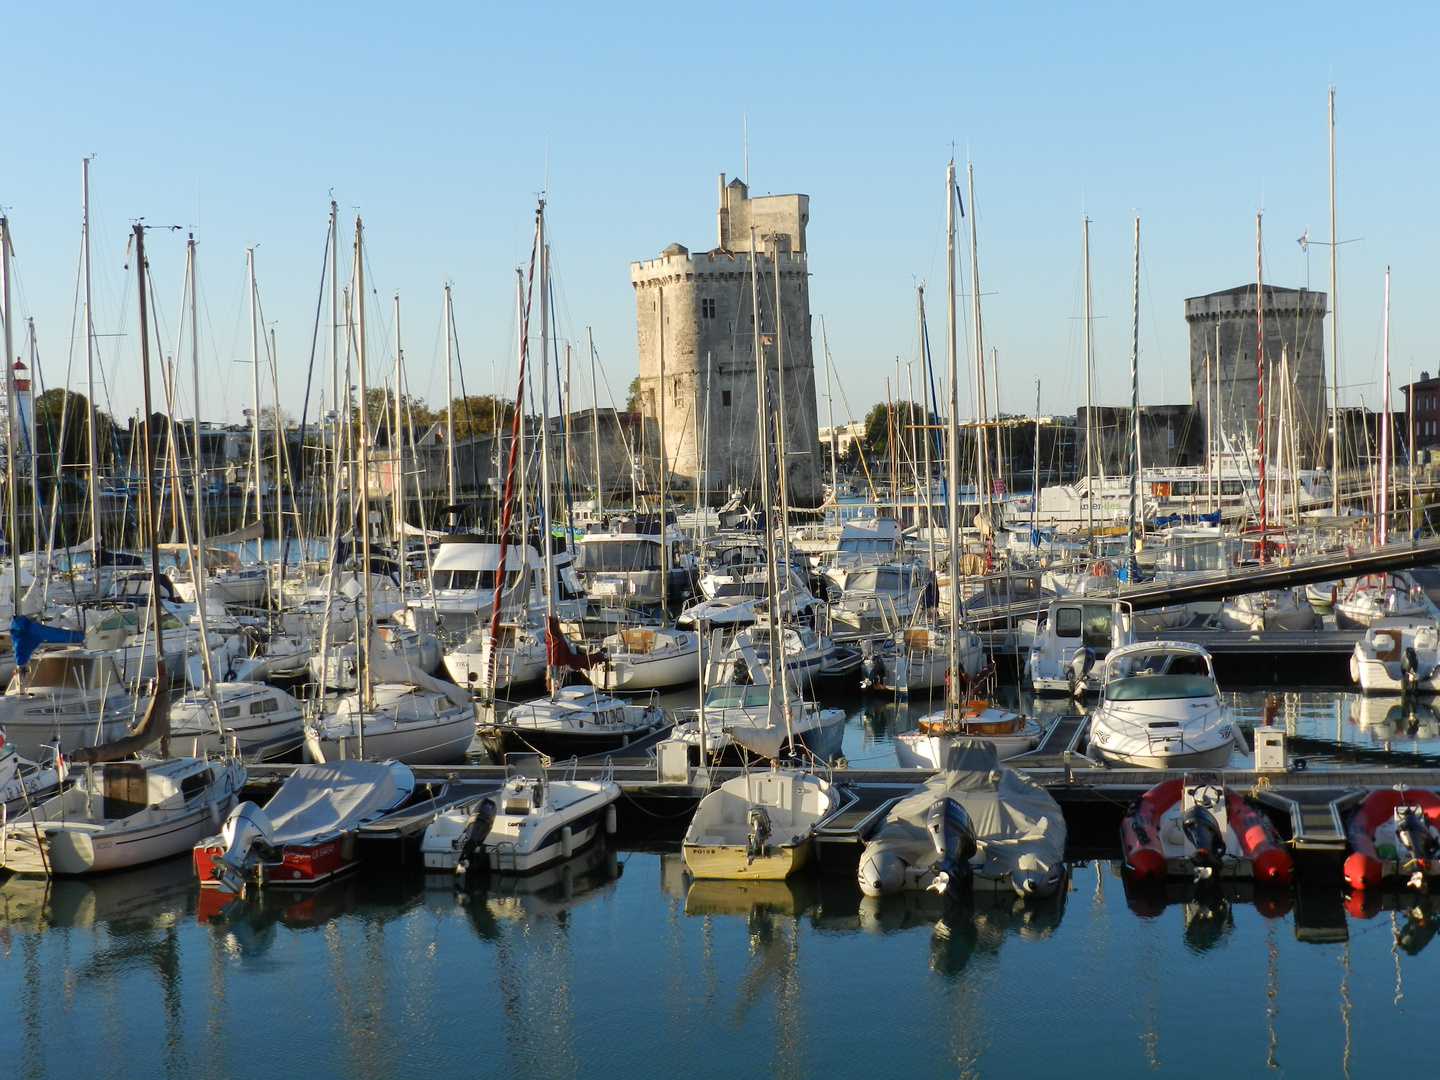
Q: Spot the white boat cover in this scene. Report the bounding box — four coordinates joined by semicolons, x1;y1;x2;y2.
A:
367;635;471;706
865;739;1065;888
262;760;414;844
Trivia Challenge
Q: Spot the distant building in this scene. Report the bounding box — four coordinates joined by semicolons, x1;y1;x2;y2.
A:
1403;371;1440;453
630;176;823;505
1184;284;1328;467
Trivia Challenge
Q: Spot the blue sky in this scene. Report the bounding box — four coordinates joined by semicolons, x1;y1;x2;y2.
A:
2;2;1435;429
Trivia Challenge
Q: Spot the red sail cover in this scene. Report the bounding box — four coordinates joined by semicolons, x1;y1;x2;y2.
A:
545;616;603;671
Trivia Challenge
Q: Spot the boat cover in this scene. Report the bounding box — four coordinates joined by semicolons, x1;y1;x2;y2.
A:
262;760;415;843
368;637;471;706
866;738;1065;883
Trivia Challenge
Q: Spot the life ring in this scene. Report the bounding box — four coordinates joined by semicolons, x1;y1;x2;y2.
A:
1089;561;1107;577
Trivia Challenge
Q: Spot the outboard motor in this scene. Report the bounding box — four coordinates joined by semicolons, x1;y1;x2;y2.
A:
860;652;885;692
210;801;274;895
1402;646;1421;692
455;797;499;877
926;797;977;896
746;807;772;863
1394;805;1440;889
1181;804;1227;878
1067;648;1096;697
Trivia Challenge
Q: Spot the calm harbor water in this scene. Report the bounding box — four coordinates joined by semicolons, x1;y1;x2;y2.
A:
3;688;1439;1078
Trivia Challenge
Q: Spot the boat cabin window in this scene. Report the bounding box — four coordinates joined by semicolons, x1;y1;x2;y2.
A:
1081;605;1114;648
221;706;242;719
576;540;660;572
838;537;894;555
1055;607;1082;638
705;685;774;708
25;654;118;691
1105;674;1216;701
1168;539;1225;572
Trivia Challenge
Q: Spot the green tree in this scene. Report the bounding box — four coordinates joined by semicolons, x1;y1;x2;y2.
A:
625;376;641;412
33;389;119;482
434;394;517;439
864;400;931;455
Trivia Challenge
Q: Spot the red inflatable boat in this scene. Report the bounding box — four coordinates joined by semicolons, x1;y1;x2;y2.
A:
1343;786;1440;891
1121;774;1293;884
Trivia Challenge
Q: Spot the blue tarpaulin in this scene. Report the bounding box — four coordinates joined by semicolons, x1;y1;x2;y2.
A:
10;615;84;668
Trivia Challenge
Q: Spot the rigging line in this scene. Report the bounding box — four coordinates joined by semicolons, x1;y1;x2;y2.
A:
292;212;335;546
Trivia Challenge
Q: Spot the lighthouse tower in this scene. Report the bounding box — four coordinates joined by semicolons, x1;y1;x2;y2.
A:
10;358;33;459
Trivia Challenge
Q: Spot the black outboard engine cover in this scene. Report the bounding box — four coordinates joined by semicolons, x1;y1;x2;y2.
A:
456;797;499;877
926;797;978;896
1402;646;1421;688
1067;647;1096;693
1395;807;1440;870
1181;804;1227;873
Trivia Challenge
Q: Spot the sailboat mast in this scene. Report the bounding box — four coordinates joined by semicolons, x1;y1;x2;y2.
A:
821;316;838;498
82;159;102;561
588;327;603;522
1378;266;1391;546
1;217;18;598
918;287;934;570
353;217;373;716
246;249;263;553
750;225;785;735
133;225;165;686
1082;216;1095;545
185;236;216;692
392;293;404;548
1127;216;1141;558
444;284;456;510
945;160;962;706
1255;214;1267;557
967;164;988;522
1329;86;1341;516
536;203;554;620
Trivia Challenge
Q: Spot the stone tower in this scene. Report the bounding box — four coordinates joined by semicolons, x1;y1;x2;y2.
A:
1183;284;1328;467
631;175;822;506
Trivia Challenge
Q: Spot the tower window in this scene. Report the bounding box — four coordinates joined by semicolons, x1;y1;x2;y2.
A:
722;390;732;407
702;298;716;319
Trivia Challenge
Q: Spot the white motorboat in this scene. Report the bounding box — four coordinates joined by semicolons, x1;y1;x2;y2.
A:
306;682;476;765
893;700;1044;768
586;625;700;691
710;620;827;691
825;562;930;636
1027;598;1135;696
860;625;986;695
1350;618;1440;694
420;755;619;875
1215;589;1319;632
1;755;246;876
169;681;306;761
1088;641;1238;769
0;735;64;810
0;648;140;759
682;765;845;880
477;687;668;761
1335;575;1431;629
857;739;1066;899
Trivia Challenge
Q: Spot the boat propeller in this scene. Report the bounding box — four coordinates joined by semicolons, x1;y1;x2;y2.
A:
455;797;499;877
210;801;275;895
926;797;977;896
745;807;772;864
1181;804;1227;880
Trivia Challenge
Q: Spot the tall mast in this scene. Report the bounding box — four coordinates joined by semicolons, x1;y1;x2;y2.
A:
133;225;166;710
821;315;838;498
588;327;602;523
656;283;669;596
329;202;341;517
1378;266;1391;546
353;217;373;715
444;284;456;511
246;248;263;545
1031;380;1041;543
392;292;404;547
918;288;933;568
82;159;102;561
967;164;988;523
945;160;962;706
751;225;786;739
536;203;554;619
1255;214;1267;557
1127;216;1141;558
1;217;18;598
185;235;215;692
1083;215;1095;544
1329;86;1341;516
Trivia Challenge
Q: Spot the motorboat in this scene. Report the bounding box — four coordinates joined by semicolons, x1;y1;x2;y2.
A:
1120;773;1293;883
574;516;691;605
1215;589;1320;632
893;698;1044;768
681;765;846;880
1026;598;1134;696
1343;786;1440;892
420;755;619;875
0;734;64;809
1335;574;1431;629
168;681;306;761
1088;641;1238;769
194;758;416;893
477;687;668;761
825;562;931;636
586;625;700;691
861;625;986;696
306;680;476;765
1349;618;1440;694
857;738;1066;899
0;647;139;759
708;619;827;691
1;754;246;876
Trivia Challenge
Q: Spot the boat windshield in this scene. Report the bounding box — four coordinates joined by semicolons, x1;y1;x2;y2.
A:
705;685;773;708
576;540;660;572
1105;675;1216;701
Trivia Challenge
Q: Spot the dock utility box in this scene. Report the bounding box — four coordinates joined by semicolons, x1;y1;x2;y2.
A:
656;739;692;785
1253;727;1289;772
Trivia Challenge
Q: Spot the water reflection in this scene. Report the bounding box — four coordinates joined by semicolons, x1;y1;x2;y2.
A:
1344;889;1440;955
0;855;195;930
1121;871;1293;954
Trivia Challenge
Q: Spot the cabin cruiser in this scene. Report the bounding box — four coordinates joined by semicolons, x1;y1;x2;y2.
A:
574;516;692;605
825;562;932;636
676;570;822;630
586;625;700;691
1350;619;1440;694
0;648;139;758
1088;641;1239;769
169;681;306;761
420;754;620;875
195;759;415;893
403;536;585;629
1026;598;1134;696
477;687;668;761
682;765;846;880
705;619;828;691
443;621;548;692
858;739;1066;899
814;516;903;573
2;755;246;876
